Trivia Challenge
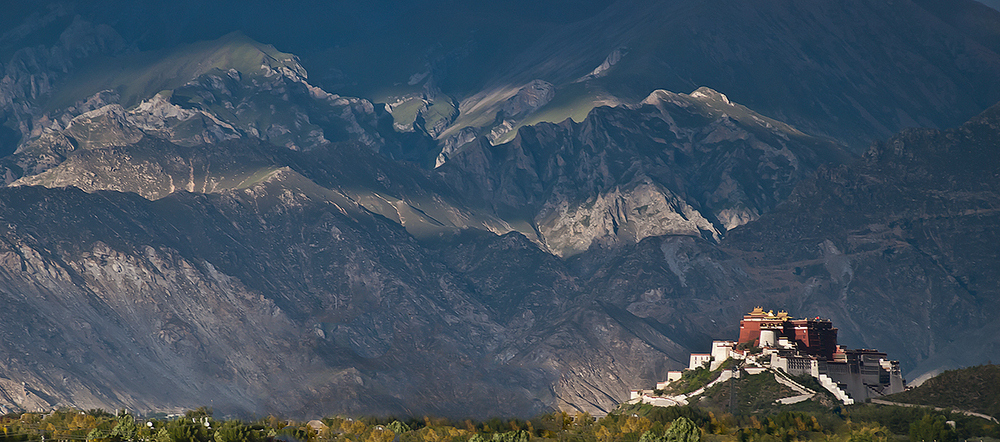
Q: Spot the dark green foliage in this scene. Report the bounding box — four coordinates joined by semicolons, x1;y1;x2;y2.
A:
760;412;822;433
665;417;700;442
635;406;711;428
696;371;805;416
664;367;722;395
88;413;142;442
159;420;210;442
1;402;997;442
887;364;1000;419
909;415;957;442
491;430;529;442
386;421;411;435
731;412;823;442
846;405;928;435
111;414;140;442
185;408;214;420
276;425;309;442
847;404;1000;440
846;424;891;442
213;421;264;442
639;430;664;442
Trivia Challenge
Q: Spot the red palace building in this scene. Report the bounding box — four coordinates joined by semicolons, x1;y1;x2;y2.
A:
737;307;838;360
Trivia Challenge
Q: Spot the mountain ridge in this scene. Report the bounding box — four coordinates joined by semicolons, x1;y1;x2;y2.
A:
0;0;997;419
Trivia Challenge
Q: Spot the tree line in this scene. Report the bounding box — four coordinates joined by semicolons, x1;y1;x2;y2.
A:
0;402;996;442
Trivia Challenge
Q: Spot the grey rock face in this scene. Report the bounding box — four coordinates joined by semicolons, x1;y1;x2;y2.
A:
501;80;555;121
579;47;627;81
0;180;554;418
435;126;478;168
440;88;852;256
0;32;402;186
0;16;129;152
487;80;555;143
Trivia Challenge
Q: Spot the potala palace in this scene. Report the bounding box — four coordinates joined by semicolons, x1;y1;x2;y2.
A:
630;307;905;407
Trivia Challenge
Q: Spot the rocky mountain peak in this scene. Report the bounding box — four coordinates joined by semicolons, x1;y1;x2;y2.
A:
440;87;852;256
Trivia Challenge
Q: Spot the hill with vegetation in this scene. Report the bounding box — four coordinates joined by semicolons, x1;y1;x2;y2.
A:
6;401;999;442
884;364;1000;420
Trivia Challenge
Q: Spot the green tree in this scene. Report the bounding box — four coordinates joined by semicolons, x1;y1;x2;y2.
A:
848;424;891;442
664;417;699;442
111;414;140;442
162;420;209;442
185;408;213;420
275;425;309;442
491;430;528;442
214;421;253;442
386;421;411;435
87;428;112;442
639;430;666;442
909;415;957;442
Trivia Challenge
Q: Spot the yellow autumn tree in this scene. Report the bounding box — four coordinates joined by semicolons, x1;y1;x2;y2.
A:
366;428;394;442
422;427;448;442
596;425;614;442
621;415;651;435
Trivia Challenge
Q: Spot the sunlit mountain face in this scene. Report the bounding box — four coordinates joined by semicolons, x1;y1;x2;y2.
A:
0;0;997;418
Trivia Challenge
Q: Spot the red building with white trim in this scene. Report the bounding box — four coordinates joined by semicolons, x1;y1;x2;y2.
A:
738;307;838;360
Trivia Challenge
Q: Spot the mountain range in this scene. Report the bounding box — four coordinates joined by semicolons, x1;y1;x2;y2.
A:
0;0;997;418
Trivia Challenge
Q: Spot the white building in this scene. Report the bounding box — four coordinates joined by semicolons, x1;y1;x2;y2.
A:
640;309;906;406
688;353;712;370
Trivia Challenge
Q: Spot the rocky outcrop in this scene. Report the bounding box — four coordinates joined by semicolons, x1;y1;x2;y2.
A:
440;87;853;256
0;32;403;185
435;126;478;168
486;80;555;143
578;47;627;81
0;16;130;153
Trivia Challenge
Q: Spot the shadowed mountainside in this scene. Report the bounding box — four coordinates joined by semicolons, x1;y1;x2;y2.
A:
0;103;996;417
446;0;1000;152
0;0;998;419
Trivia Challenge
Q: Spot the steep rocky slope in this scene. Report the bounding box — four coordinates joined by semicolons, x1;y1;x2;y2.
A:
439;88;852;256
0;103;995;417
0;180;556;418
0;15;130;156
0;168;706;418
3;60;853;256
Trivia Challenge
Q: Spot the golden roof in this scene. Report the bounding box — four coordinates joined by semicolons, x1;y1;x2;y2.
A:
747;307;793;320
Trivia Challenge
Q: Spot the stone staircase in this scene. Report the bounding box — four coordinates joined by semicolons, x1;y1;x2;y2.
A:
818;374;854;405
